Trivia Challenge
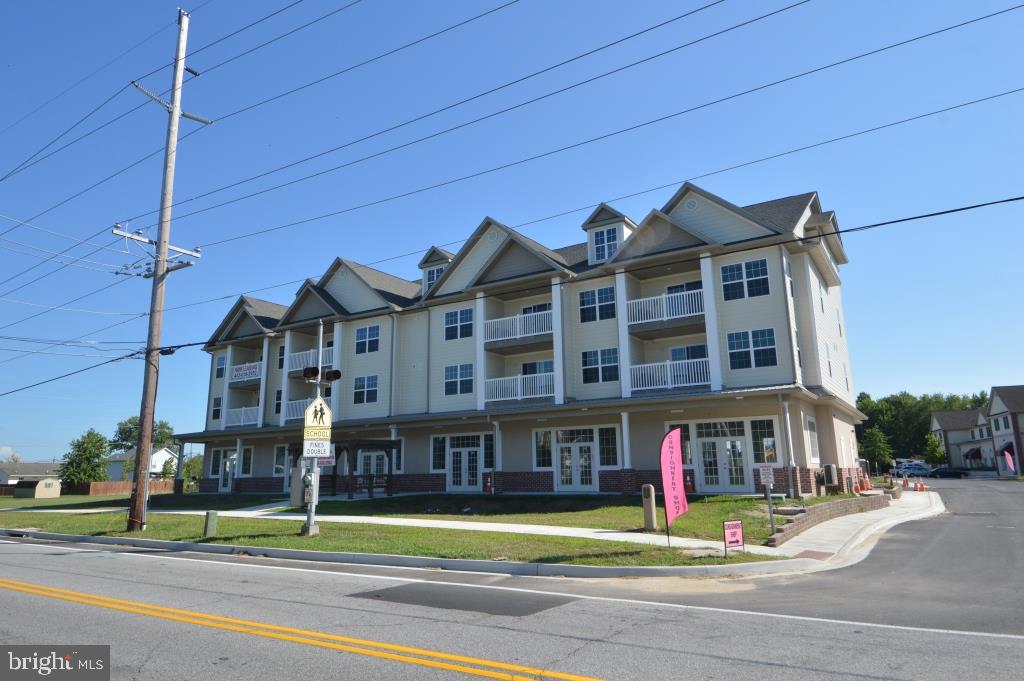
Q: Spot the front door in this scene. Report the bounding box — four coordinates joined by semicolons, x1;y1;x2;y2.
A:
557;443;597;492
218;450;235;493
698;439;749;494
283;453;294;493
449;448;480;492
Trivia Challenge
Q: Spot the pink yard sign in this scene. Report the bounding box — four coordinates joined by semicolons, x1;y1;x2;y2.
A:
723;520;744;549
660;427;689;526
1005;449;1016;473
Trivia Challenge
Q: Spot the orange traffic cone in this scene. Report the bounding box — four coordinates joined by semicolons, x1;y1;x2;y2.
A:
902;476;909;489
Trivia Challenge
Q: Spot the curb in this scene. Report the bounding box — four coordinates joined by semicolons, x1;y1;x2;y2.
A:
822;491;946;568
0;528;820;578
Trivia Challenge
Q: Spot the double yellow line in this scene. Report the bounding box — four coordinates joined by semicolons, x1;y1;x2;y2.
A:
0;577;603;681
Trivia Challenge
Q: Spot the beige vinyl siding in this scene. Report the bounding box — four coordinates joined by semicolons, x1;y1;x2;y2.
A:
286;293;333;323
500;422;534;472
563;276;620;401
340;314;392;419
436;225;508;296
207;350;227;430
667;191;774;243
499;293;550;317
396;430;432;474
501;350;553;377
321;265;387;313
807;260;855;405
639;333;707;363
790;252;821;385
713;247;795;388
428;301;477;412
812;404;840;466
477;241;551;283
263;338;285;424
394;311;428;415
830;410;859;469
637;271;702;299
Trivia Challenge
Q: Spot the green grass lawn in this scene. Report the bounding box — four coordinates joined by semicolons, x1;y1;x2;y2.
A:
311;494;804;544
0;511;774;567
0;493;285;512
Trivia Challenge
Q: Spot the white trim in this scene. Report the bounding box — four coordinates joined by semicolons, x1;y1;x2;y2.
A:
620;412;631;469
720;256;771;301
272;444;288;477
551;277;565;405
257;337;270;428
280;331;292;426
698;253;723;390
531;424;622;476
332;321;343;417
614;271;632;398
220;345;233;431
474;292;485;410
806;415;821;464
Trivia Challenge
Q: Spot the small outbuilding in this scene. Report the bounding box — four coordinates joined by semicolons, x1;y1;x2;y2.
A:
13;477;61;499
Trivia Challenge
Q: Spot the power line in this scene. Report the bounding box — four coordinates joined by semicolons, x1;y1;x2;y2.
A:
0;347;141;359
0;315;149;368
0;351;142;399
122;0;738;224
157;84;1024;313
0;238;124;274
191;3;1024;247
0;275;137;331
0;213;129;254
0;295;140;316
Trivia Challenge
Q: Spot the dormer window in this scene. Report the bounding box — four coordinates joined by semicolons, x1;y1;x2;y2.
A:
593;227;618;262
426;266;445;289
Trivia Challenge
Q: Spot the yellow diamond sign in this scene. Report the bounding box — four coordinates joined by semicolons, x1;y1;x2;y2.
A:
302;396;331;458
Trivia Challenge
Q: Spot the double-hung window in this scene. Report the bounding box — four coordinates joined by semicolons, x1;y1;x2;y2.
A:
277;346;285;369
444;364;473;395
670;344;707;362
521;302;551;315
353;375;378;404
521;359;554;375
598;427;618;466
483;434;495;469
751;420;778;463
431;437;447;471
582;348;619;383
425;266;445;289
534;431;553;468
728;329;777;369
355;325;379;354
807;417;820;463
593;227;618;261
273;445;288;476
274;390;282;414
444;309;473;340
721;258;769;300
666;280;703;294
210;450;222;477
239;447;253;477
579;286;615;322
211;397;222;420
215;356;225;378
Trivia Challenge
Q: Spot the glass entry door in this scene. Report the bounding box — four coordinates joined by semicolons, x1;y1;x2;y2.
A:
557;443;597;492
449;448;480;491
699;439;748;493
218;450;235;492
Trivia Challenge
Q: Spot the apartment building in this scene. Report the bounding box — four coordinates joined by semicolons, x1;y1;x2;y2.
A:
932;386;1024;475
177;182;865;497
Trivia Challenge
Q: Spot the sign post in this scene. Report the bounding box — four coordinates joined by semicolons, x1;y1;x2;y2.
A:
723;519;744;557
758;464;777;536
659;427;689;548
300;319;331;537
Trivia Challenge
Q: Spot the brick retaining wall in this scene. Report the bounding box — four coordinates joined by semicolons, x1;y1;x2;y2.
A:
767;494;889;546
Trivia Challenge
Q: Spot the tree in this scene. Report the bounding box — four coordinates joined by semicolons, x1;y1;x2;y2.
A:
857;390;988;457
1;450;21;464
160;457;176;479
922;434;946;467
109;416;175;454
859;426;894;472
180;455;204;493
59;429;109;485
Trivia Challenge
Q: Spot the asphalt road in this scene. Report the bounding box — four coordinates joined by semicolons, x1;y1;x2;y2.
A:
0;479;1021;680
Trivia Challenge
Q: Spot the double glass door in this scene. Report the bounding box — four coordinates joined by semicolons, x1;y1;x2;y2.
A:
699;439;748;493
449;448;480;491
558;443;596;492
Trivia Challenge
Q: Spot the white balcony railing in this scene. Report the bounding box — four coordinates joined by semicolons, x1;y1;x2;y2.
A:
225;406;259;427
229;360;262;383
285;398;314;420
631;358;710;391
287;347;334;372
484;310;552;343
627;289;704;325
485;372;555;401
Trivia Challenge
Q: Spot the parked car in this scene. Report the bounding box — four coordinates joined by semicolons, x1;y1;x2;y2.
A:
894;463;931;477
928;466;968;479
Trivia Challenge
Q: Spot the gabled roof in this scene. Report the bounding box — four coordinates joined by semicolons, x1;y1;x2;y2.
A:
605;208;715;266
207;296;285;346
425;217;572;299
552;242;590;273
417;246;455;268
661;182;786;236
991;386;1024;413
277;279;350;326
579;202;637;231
346;260;422;307
932;409;983;431
0;462;61;478
744;192;818;233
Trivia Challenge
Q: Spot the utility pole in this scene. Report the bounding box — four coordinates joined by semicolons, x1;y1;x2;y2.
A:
126;9;207;532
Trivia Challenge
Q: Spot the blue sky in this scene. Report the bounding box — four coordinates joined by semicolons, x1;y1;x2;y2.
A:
1;0;1020;461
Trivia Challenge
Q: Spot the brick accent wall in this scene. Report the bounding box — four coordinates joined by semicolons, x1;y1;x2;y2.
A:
767;494;889;546
391;474;446;493
234;477;285;494
496;471;553;493
197;478;218;493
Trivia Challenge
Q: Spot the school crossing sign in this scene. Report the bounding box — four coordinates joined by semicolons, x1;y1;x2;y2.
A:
302;396;332;459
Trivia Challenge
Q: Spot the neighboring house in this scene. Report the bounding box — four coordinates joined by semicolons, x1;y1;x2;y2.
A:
930;385;1024;475
106;447;178;482
931;409;992;469
0;462;61;485
177;182;865;496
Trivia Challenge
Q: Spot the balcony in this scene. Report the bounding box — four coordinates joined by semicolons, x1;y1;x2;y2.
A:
631;358;710;392
627;290;704;340
287;347;334;374
485;372;555;402
225;406;259;427
228;360;263;386
484;310;553;354
285;398;313;421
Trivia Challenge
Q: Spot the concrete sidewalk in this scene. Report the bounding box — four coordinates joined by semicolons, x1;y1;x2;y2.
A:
149;490;945;561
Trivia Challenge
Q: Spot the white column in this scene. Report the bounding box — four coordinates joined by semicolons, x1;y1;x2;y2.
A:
280;330;292;426
780;397;796;498
389;424;399;472
493;420;503;471
220;344;233;431
257;336;270;428
698;252;723;391
614;270;632;398
551;277;565;405
620;411;632;469
475;292;486;410
234;437;243;490
332;321;343;418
